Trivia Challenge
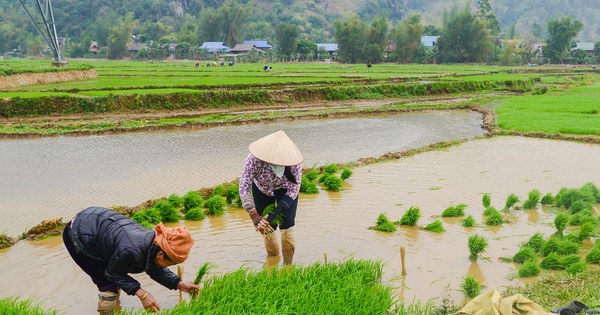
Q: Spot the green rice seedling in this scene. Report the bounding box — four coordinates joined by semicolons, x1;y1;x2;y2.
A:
563;254;581;269
540;237;560;257
190;262;213;299
581;182;600;202
540;252;565;270
184;207;205;221
422;220;444;232
211;185;225;197
300;177;319;194
398;206;421;226
482;193;491;208
557;238;580;255
145;208;162;224
522;189;541;209
565;261;588;274
563;232;581;244
168;194;183;208
155;200;180;222
461;274;482;298
441;204;467;217
554;212;569;233
0;297;59;315
322;175;344;191
304;169;319;182
569;199;594;215
483;206;498;216
512;247;537;264
467;234;488;261
323;163;338;175
318;173;330;183
555;188;594;211
340;168;353;180
540;193;554;205
485;212;504;226
568;210;596;226
523;232;545;253
577;222;596;241
504;193;520;210
372;213;397;233
204;196;226;216
226;185;242;207
262;204;284;226
517;260;541;278
183;190;204;212
462;214;476;227
585;247;600;263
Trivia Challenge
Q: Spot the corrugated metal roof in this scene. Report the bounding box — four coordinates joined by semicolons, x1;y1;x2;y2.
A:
243;40;273;49
316;43;338;51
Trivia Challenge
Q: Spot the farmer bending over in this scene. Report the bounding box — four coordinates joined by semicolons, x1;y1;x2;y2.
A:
63;206;199;314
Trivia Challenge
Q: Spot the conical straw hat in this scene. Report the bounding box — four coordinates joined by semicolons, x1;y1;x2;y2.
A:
248;130;304;166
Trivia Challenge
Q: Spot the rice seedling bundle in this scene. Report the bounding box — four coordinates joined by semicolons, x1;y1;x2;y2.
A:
468;234;488;261
398;206;421;226
168;194;183;208
568;210;596;226
211;185;226;197
522;189;541;209
340;168;353;180
155;200;180;222
523;232;545;253
577;222;596;241
373;213;397;233
204;196;227;216
557;239;580;255
512;247;537;264
0;297;58;315
323;163;338;175
462;214;476;227
461;274;482;298
540;193;554;205
485;212;504;226
262;204;284;226
226;185;241;206
562;254;581;269
482;194;491;208
517;260;541;278
585;247;600;263
483;206;498;216
540;252;565;270
540;237;560;257
184;207;205;221
300;177;319;194
190;262;213;299
423;220;444;232
504;193;520;210
322;175;343;191
569;199;594;215
555;187;594;212
580;182;600;202
554;212;569;232
183;190;204;212
304;169;319;182
565;261;588;274
441;204;467;217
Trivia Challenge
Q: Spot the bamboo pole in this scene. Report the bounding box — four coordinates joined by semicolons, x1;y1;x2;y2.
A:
324;253;328;266
400;246;407;275
177;265;183;302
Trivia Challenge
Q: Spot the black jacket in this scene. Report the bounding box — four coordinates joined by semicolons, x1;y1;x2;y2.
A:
69;206;180;295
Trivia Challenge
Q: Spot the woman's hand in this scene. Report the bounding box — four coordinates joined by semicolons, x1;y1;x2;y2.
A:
177;281;200;293
136;289;160;312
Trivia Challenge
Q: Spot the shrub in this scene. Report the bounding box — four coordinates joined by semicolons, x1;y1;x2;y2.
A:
398;206;421;226
184;190;204;212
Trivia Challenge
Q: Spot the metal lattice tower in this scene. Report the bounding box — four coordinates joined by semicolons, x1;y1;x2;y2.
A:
17;0;67;66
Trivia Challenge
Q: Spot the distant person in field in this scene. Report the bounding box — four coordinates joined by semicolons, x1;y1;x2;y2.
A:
194;62;199;67
263;65;271;71
366;63;372;68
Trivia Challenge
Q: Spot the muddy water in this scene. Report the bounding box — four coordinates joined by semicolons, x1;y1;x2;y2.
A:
1;116;600;314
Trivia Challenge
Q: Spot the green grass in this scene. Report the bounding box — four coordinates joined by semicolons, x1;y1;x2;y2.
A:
0;297;58;315
496;81;600;136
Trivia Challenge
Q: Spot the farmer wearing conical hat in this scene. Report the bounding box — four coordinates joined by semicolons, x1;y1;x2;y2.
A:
63;206;199;314
239;130;304;266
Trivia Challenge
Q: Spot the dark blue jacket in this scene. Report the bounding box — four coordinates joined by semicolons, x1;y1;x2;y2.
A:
69;206;180;295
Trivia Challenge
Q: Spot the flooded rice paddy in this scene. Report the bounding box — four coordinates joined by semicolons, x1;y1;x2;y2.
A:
0;111;599;314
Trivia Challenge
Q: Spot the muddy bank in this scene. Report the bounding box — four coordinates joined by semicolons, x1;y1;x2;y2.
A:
0;69;98;89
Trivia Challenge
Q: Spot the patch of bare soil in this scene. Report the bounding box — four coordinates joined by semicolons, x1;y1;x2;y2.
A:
0;69;98;89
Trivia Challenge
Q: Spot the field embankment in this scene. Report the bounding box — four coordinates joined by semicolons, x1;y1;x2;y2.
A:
0;69;98;89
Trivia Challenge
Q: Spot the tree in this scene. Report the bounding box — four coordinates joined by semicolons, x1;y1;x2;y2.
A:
334;14;367;63
595;41;600;63
436;4;494;63
219;0;252;48
365;16;388;63
296;39;317;61
106;13;137;60
391;14;424;63
543;16;583;64
274;23;298;61
475;0;501;37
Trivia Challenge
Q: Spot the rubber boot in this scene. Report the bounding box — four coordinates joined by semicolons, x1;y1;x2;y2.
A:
262;232;280;268
281;226;296;265
97;291;119;315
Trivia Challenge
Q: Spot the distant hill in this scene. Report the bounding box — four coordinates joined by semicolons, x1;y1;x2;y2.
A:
1;0;598;54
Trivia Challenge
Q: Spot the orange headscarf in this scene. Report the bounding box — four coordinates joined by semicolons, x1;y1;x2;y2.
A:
154;223;194;263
